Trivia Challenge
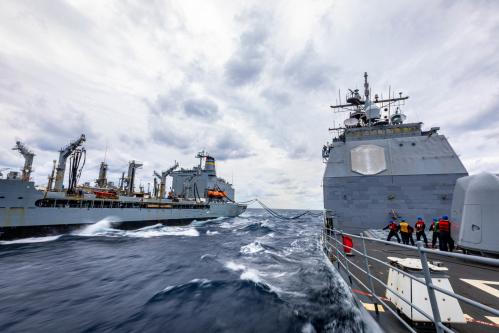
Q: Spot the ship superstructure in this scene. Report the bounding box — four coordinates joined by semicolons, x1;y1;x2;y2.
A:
0;137;246;239
322;73;468;233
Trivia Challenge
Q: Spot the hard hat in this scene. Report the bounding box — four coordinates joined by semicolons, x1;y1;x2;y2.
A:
417;216;422;220
433;218;438;222
442;215;448;220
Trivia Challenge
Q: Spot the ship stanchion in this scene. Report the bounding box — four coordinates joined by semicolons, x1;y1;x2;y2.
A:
361;233;379;315
417;241;445;333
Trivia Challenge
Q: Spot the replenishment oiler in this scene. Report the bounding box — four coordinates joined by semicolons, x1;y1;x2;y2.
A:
0;135;246;240
321;73;499;333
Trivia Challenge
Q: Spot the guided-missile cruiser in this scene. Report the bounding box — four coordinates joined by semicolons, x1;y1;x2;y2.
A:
0;136;246;239
322;73;468;234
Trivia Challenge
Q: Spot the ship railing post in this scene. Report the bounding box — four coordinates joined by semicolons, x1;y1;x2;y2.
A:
333;230;341;270
339;230;353;285
417;241;444;333
361;232;379;315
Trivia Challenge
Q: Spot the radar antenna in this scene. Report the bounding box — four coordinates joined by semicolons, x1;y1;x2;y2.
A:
329;73;409;129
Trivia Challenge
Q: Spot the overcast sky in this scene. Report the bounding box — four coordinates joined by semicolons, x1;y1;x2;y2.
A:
1;0;498;209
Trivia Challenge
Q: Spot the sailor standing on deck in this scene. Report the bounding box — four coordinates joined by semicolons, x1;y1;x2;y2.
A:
407;224;415;246
430;218;439;249
383;220;400;243
438;216;452;252
399;219;412;245
415;217;428;247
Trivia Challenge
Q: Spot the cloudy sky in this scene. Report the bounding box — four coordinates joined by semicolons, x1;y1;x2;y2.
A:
1;0;498;209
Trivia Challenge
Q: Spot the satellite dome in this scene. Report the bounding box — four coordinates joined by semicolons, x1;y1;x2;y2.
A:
364;101;381;120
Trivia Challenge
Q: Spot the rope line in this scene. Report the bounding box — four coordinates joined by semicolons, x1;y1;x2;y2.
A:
221;192;322;220
251;199;322;220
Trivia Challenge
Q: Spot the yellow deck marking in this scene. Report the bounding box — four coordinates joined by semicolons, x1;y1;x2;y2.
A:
485;316;499;325
361;302;385;312
463;314;474;321
460;279;499;298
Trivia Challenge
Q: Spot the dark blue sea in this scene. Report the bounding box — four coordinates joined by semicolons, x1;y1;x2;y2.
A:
0;209;363;333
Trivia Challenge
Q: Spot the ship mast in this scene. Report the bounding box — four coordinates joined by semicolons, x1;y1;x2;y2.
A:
329;73;409;130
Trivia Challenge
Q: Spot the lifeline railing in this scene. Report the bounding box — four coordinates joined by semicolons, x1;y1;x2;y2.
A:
321;227;499;333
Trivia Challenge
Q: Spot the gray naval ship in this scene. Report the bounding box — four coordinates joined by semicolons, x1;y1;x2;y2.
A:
320;74;499;333
322;73;468;234
0;135;246;239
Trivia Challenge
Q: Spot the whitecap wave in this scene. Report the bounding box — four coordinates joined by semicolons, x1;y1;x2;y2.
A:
128;226;199;238
224;261;265;285
162;278;211;292
240;241;264;254
73;217;123;237
73;218;199;238
0;235;61;245
206;230;219;236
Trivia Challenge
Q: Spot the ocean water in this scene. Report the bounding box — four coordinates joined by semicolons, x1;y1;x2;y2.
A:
0;209;364;333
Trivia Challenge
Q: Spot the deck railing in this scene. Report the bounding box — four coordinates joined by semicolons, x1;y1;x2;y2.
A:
321;226;499;333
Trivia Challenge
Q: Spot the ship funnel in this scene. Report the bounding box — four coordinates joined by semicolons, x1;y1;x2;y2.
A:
204;156;216;174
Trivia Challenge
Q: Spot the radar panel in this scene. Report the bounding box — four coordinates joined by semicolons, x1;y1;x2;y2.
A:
350;144;387;175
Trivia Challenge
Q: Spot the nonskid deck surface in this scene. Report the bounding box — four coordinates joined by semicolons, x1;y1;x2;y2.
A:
328;231;499;333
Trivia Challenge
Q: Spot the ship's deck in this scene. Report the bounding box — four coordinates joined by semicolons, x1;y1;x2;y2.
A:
327;230;499;332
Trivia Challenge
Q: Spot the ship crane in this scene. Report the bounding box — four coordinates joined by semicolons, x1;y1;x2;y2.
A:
12;141;35;181
125;160;143;195
153;161;179;199
54;134;86;191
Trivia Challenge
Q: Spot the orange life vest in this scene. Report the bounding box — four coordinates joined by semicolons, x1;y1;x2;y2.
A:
439;219;450;232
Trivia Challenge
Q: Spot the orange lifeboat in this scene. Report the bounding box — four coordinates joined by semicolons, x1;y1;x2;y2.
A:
94;190;118;199
207;190;227;199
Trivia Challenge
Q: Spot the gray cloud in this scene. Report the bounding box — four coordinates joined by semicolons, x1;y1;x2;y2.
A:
208;130;253;160
183;98;218;118
151;126;191;150
224;11;270;86
283;42;336;90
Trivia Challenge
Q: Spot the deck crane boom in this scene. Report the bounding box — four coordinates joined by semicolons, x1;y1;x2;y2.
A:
54;134;86;191
153;161;179;198
12;141;35;181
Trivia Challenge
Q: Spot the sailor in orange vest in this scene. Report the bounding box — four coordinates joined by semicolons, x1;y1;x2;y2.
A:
438;215;451;251
383;220;400;243
414;217;428;247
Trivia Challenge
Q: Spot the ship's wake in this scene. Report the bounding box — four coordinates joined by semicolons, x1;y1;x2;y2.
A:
0;235;62;245
73;218;199;238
